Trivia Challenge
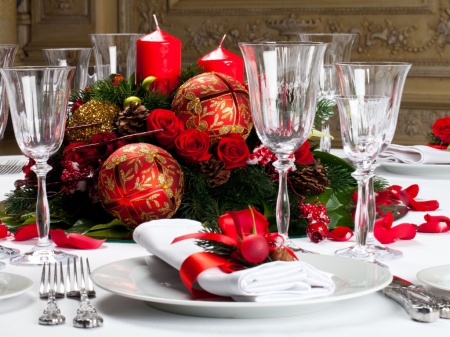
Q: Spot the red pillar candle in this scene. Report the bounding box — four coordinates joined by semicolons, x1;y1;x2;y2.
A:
198;35;244;84
136;17;181;93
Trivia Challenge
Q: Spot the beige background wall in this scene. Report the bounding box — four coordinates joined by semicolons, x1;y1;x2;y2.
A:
2;0;450;147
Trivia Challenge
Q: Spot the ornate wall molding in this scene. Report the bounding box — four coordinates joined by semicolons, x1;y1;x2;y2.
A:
37;0;92;25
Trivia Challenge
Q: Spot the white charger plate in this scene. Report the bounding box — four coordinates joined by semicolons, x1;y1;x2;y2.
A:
91;254;392;319
417;265;450;291
379;161;450;178
0;272;33;300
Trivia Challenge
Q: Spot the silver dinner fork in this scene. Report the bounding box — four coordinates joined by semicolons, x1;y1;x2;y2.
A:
67;257;103;328
0;159;26;174
38;262;65;325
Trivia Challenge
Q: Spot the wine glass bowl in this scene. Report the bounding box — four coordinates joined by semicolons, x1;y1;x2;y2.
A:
239;41;328;248
297;34;357;153
0;66;77;266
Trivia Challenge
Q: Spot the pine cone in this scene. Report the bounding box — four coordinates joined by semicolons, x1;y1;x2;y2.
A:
198;157;231;187
290;159;331;195
116;102;149;136
269;247;296;262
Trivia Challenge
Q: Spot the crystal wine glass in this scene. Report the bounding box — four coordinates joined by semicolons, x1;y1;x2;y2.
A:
334;95;391;263
43;48;92;91
297;34;356;153
239;41;328;250
0;45;21;268
0;66;78;266
335;62;411;260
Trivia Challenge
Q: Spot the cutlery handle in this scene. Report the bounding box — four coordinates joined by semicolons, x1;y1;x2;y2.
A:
73;288;103;328
383;284;440;323
39;289;65;325
406;284;450;319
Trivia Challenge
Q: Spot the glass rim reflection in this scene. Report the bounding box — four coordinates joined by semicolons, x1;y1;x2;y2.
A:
238;41;328;47
336;61;412;66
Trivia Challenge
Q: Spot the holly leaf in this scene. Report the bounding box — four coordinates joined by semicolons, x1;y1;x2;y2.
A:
327;208;354;230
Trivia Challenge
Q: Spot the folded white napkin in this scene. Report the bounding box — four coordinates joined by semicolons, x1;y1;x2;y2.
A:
133;219;335;302
378;144;450;164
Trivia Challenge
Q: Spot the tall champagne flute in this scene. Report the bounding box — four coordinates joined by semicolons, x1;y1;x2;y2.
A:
335;95;391;263
298;34;356;153
239;42;327;250
0;66;77;266
0;45;21;267
335;62;411;260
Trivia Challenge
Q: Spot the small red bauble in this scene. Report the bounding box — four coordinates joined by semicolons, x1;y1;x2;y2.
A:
240;234;270;264
97;143;184;228
171;72;252;143
306;222;329;243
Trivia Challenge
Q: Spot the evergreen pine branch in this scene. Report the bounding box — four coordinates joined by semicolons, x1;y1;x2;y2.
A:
178;63;203;87
324;164;357;194
427;131;446;146
89;79;136;107
314;98;336;127
373;174;389;192
141;90;172;111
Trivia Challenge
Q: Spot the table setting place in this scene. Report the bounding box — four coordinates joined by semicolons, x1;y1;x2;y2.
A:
0;19;450;337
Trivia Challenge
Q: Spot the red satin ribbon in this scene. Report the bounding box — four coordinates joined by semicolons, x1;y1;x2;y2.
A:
179;252;242;296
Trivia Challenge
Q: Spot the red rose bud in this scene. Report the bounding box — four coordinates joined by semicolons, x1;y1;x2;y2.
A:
147;109;184;149
240;234;270;264
174;128;211;164
306;222;329;243
216;133;250;169
432;116;450;143
70;98;84;113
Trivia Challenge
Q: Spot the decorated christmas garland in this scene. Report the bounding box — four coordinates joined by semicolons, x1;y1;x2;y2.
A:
0;66;389;240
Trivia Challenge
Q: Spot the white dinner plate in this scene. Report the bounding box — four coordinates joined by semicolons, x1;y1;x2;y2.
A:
379;161;450;178
0;272;34;300
417;265;450;291
91;254;392;318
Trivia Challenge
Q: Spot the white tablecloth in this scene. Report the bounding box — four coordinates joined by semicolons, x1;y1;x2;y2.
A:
0;155;450;336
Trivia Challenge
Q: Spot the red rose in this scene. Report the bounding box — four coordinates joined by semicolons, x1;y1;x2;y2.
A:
62;142;94;168
174;128;211;164
70;98;84;113
216;134;250;170
91;132;127;160
432;116;450;143
294;140;314;165
147;109;184;149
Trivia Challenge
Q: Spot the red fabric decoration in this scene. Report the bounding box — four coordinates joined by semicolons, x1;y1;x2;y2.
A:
50;229;106;249
327;226;354;241
373;212;416;244
0;225;8;238
14;223;38;241
417;214;450;233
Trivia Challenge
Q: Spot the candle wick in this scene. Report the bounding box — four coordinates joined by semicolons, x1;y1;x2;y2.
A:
153;14;160;30
219;34;226;48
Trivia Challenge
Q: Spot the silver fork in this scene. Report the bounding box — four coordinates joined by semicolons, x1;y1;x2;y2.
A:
38;262;66;325
0;159;26;174
66;258;96;298
68;257;103;328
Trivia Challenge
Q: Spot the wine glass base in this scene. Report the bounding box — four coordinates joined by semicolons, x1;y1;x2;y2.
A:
9;247;77;266
335;245;388;268
0;246;20;259
367;244;403;261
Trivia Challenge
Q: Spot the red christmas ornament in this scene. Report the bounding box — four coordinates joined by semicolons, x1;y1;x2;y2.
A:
97;143;184;228
306;222;329;243
240;234;270;264
171;72;252;143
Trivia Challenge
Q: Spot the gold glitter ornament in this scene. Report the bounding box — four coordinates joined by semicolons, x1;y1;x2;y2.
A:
66;100;121;143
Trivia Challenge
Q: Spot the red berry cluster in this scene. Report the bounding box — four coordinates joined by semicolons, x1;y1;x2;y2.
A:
60;161;94;194
299;199;330;243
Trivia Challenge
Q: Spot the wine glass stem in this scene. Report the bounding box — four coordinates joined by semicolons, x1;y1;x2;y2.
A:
319;122;331;153
273;156;294;240
352;168;374;255
33;161;52;248
367;163;379;244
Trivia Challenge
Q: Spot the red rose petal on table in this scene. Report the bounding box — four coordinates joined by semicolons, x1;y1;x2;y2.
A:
50;229;75;248
417;214;450;233
0;225;8;238
374;212;416;244
67;233;106;249
14;223;38;241
404;184;419;198
327;226;354;241
398;189;439;212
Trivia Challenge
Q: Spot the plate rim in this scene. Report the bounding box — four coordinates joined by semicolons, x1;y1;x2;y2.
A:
91;254;392;309
417;264;450;291
379;161;450;177
0;272;34;300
